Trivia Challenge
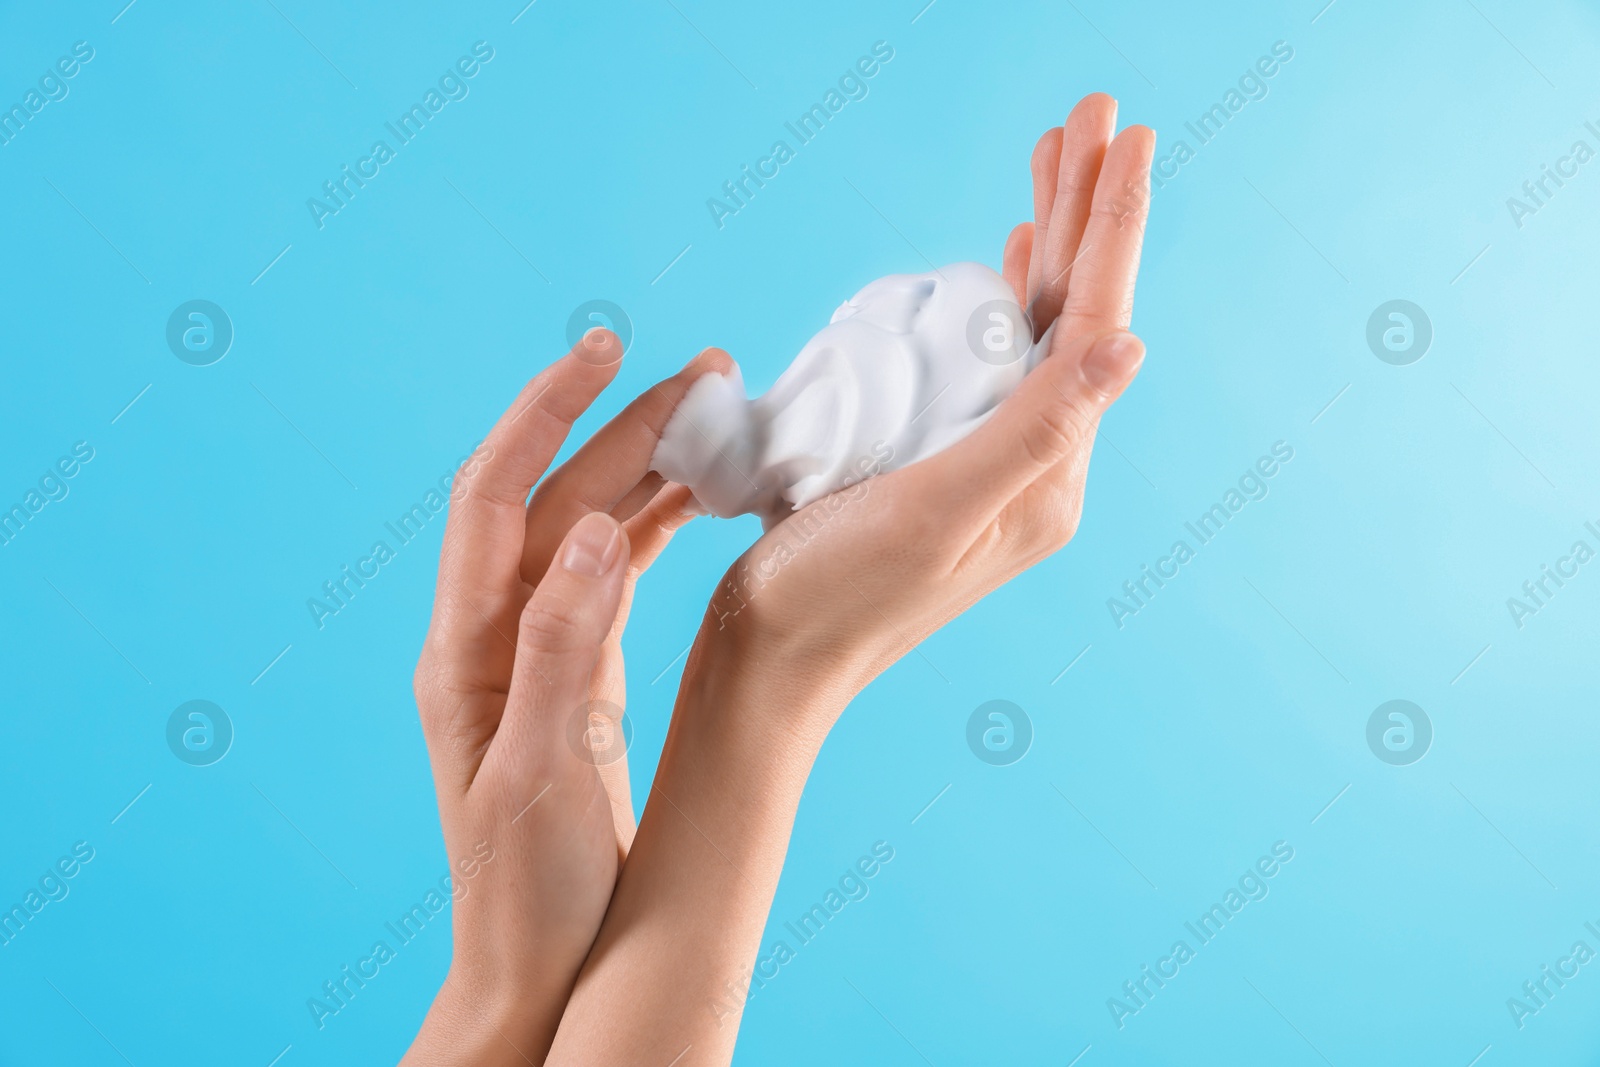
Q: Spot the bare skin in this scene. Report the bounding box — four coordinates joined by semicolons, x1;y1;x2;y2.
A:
402;331;730;1065
403;91;1153;1065
540;93;1154;1067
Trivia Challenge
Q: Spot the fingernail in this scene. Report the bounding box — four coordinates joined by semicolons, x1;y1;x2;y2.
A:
576;328;623;366
1079;332;1145;395
562;513;621;576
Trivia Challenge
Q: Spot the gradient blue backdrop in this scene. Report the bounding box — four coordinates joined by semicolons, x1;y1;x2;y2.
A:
4;0;1599;1064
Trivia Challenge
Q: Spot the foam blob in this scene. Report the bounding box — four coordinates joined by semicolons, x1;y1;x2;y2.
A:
651;262;1051;526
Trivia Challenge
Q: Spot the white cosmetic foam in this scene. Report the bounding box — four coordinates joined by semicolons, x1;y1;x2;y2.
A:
650;262;1052;526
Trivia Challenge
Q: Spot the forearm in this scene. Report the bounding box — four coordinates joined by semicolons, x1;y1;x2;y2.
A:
544;641;840;1066
402;967;572;1067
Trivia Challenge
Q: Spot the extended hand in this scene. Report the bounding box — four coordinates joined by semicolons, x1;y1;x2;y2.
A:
700;93;1154;737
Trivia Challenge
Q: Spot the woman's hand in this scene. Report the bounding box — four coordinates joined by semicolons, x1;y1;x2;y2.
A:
542;93;1155;1067
702;93;1154;737
402;329;729;1065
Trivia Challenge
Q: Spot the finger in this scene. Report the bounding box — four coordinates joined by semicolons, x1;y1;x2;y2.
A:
1024;126;1062;300
520;347;734;585
1030;93;1118;333
593;482;700;857
586;620;636;857
623;482;698;574
588;616;636;858
587;483;698;719
906;329;1145;521
490;512;630;777
592;713;635;858
610;471;668;526
1055;123;1156;340
587;613;635;855
1002;222;1033;306
431;329;625;672
586;483;699;735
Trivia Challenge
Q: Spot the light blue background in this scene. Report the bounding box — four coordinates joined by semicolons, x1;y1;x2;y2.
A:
3;0;1599;1064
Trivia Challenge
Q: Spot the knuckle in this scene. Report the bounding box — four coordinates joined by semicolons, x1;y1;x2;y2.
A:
529;377;591;427
448;444;504;506
518;594;587;654
1061;290;1135;336
413;641;447;703
412;669;433;713
1090;195;1148;234
563;484;616;520
449;469;490;509
954;519;1007;572
1031;492;1083;551
450;473;505;515
1022;399;1092;469
993;491;1083;573
415;694;449;737
412;666;456;733
1021;425;1067;470
1057;503;1083;545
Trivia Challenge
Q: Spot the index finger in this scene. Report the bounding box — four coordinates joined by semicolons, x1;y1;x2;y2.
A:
1054;124;1155;341
519;347;734;583
430;329;625;667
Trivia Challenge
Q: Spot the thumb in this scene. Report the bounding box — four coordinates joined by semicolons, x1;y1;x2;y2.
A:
494;511;630;765
916;329;1145;519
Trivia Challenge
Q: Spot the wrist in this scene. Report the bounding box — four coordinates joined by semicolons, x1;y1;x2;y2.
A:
678;623;855;760
403;965;560;1067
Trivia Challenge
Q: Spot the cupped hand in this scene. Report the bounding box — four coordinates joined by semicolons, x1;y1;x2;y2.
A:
404;329;730;1064
692;93;1154;731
